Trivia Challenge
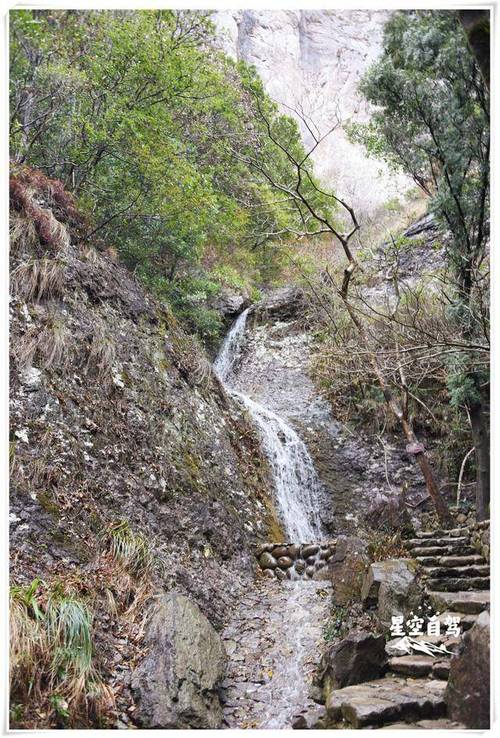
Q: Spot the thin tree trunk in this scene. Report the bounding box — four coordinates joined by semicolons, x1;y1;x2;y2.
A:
340;293;452;526
469;401;490;520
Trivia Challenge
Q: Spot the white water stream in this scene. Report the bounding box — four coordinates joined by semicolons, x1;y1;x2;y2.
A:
216;308;330;729
214;308;323;542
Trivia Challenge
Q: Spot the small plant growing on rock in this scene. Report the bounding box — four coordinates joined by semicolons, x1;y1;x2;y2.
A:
9;578;107;726
104;520;157;579
367;532;409;562
323;605;348;642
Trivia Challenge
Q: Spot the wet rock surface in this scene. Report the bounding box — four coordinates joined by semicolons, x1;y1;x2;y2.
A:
221;580;331;728
230;309;427;536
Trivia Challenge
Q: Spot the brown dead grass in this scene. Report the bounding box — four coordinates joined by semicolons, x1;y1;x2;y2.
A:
11;257;67;302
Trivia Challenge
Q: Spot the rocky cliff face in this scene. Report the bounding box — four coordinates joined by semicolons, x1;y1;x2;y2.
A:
214;10;411;215
9;167;279;727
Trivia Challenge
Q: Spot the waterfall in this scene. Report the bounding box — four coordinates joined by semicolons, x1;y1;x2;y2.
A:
214;309;323;541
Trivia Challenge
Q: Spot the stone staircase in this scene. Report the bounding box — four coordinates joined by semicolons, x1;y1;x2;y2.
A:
406;525;490;620
324;523;490;729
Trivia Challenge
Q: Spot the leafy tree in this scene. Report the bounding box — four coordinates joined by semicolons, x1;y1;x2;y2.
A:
351;10;490;519
9;10;309;343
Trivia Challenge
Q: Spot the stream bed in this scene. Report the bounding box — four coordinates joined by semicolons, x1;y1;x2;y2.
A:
221;579;331;728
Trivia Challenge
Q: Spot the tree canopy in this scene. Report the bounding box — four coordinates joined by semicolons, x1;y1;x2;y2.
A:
10;9;335;342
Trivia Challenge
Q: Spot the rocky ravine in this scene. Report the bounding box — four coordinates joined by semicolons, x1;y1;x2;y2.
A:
230;287;428;537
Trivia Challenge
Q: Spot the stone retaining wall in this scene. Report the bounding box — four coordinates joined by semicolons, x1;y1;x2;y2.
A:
257;541;337;580
469;520;490;562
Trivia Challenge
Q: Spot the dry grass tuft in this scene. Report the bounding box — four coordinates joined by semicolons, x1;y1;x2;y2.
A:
13;312;73;371
11;257;66;302
10;212;39;253
103;520;156;580
85;324;116;381
9;579;108;724
367;531;410;561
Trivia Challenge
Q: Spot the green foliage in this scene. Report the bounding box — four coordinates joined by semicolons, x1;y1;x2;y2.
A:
355;9;489;416
104;519;157;578
323;605;348;641
9;9;316;340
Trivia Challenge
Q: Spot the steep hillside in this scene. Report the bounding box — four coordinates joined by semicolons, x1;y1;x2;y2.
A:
9;167;279;727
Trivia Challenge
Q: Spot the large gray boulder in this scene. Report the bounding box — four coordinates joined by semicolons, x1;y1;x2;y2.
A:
327;536;370;604
131;591;226;728
361;558;423;626
213;288;249;317
445;610;490;728
318;630;386;695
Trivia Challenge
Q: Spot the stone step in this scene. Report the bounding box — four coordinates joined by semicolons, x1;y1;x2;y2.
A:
415;528;469;539
428;590;490;614
426;576;490;592
326;677;446;728
407;536;469;549
423;564;490;579
378;718;467;730
415;554;485;568
438;611;478;632
410;544;476;557
388;656;451;680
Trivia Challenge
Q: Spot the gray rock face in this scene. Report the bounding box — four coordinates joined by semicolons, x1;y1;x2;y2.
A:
318;630;386;693
327;536;370;604
132;592;226;729
362;559;423;626
214;10;411;214
445;610;490;728
212;288;249;317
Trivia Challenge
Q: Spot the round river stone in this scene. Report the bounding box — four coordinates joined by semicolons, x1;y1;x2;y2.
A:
295;559;306;574
301;544;319;559
277;556;293;569
259;552;278;569
272;546;289;559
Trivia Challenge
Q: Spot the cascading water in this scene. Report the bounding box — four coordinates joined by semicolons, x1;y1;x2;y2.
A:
217;307;331;729
214;308;323;541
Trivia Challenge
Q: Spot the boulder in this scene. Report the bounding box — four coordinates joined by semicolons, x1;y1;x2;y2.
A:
327;536;370;604
131;591;226;728
445;610;490;728
254;285;305;321
364;493;414;535
318;630;386;695
361;558;423;626
259;551;277;569
212;288;249;317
